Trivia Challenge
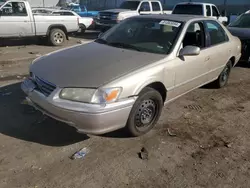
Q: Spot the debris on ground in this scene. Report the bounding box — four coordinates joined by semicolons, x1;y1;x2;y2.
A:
71;147;90;160
237;106;245;112
167;128;177;137
224;142;233;148
184;104;203;111
28;51;39;55
138;147;149;160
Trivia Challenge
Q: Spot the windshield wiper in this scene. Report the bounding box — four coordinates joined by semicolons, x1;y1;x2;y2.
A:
95;38;108;44
108;42;141;52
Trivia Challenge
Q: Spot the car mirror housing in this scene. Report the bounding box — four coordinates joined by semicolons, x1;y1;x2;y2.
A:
179;46;200;56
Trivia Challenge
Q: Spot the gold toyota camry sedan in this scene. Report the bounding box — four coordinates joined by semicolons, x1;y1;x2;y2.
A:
22;14;242;136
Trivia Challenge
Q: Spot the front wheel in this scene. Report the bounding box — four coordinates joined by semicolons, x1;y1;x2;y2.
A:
49;29;66;46
126;87;163;137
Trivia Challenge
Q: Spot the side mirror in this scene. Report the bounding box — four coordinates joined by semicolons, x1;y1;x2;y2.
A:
179;46;200;56
98;32;103;38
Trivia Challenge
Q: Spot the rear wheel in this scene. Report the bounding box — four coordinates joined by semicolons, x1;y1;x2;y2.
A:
49;29;66;46
213;60;232;88
126;87;163;137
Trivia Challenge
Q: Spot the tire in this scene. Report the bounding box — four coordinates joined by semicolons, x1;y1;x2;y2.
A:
126;87;163;137
49;29;66;46
213;60;232;88
79;24;86;34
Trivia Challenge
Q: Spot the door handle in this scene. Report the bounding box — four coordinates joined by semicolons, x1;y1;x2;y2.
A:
205;57;210;62
24;21;28;22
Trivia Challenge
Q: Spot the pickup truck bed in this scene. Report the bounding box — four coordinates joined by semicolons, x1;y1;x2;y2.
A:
0;0;79;46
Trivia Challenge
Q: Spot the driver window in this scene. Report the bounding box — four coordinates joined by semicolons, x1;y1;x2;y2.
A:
2;2;27;16
139;2;150;12
181;22;205;49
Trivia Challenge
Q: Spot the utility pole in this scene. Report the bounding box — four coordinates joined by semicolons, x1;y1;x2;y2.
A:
42;0;45;7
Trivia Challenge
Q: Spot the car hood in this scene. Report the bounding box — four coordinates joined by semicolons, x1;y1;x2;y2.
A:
99;9;131;13
227;27;250;40
30;42;165;88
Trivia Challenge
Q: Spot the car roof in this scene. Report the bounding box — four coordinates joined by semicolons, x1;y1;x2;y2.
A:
176;2;215;6
134;14;207;22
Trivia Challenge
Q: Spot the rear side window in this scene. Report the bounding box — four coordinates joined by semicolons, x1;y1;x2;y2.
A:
206;5;211;16
172;4;203;15
152;2;160;11
212;6;219;17
205;20;229;46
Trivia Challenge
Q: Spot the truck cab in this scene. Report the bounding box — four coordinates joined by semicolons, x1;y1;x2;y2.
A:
95;0;167;30
172;2;228;24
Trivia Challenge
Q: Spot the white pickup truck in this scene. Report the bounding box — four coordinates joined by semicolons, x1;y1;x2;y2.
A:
0;0;79;45
172;2;228;25
95;0;171;31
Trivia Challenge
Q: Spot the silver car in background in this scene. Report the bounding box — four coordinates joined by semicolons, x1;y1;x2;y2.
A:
22;14;241;136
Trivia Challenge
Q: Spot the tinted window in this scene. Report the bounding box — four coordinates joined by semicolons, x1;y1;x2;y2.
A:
172;4;203;15
119;1;140;10
152;2;160;11
96;18;183;55
53;11;74;16
140;2;150;12
212;6;219;17
206;5;211;16
205;21;229;46
2;2;27;16
229;14;250;28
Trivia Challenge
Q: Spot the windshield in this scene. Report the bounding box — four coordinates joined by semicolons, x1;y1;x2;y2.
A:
96;18;183;55
172;4;203;15
119;1;140;10
229;14;250;28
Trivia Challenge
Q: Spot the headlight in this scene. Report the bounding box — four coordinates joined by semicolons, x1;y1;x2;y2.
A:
60;87;122;104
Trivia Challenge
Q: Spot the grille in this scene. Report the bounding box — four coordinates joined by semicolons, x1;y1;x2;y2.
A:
99;12;113;20
34;76;56;97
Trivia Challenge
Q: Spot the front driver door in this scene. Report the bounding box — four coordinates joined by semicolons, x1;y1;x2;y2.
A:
0;2;33;37
170;21;211;99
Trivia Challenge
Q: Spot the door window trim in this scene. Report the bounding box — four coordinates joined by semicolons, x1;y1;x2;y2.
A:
203;20;229;48
177;20;207;56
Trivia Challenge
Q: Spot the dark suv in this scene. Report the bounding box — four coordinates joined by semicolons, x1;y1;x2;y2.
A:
228;11;250;65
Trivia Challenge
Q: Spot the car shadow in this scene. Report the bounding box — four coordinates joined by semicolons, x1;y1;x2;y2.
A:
235;61;249;68
0;82;89;147
0;37;48;47
72;30;99;40
101;128;131;139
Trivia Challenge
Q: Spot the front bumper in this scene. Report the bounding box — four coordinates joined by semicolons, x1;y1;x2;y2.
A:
21;79;136;135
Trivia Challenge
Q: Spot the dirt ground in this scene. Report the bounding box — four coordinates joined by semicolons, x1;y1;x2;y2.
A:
0;33;250;188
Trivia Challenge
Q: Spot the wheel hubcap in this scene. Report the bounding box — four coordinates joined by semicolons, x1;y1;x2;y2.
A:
54;32;63;44
222;67;229;82
135;99;156;130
